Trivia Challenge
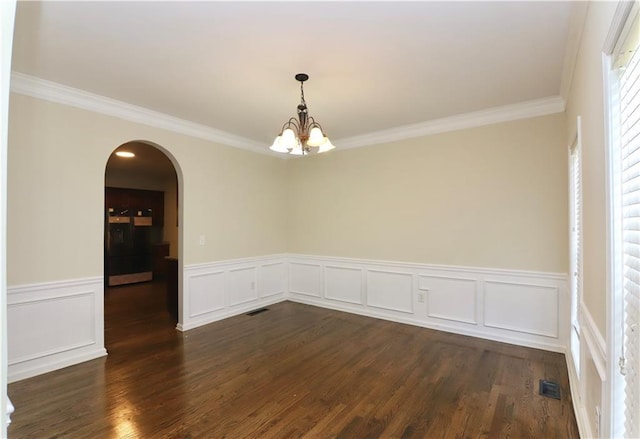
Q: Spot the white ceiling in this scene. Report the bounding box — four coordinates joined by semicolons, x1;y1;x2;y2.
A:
108;142;177;179
11;1;574;147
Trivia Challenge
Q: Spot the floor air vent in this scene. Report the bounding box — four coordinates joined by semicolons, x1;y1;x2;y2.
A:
539;379;561;400
246;308;269;316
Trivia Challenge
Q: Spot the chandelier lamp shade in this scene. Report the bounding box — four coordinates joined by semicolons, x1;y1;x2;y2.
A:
270;73;335;155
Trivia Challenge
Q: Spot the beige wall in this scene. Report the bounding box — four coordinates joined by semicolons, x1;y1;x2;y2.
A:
563;3;618;436
565;0;616;338
7;93;288;285
287;113;568;273
7;91;570;287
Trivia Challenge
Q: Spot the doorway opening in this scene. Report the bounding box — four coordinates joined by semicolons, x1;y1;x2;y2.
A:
103;141;182;350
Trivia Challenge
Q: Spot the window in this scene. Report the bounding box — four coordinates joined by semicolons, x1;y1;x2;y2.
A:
609;4;640;437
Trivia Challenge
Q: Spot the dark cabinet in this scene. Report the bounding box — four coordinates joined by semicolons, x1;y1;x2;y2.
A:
166;257;178;323
106;187;164;226
152;242;170;278
149;191;164;227
105;187;165;286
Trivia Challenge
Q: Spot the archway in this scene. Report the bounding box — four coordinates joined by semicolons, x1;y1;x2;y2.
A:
103;141;183;348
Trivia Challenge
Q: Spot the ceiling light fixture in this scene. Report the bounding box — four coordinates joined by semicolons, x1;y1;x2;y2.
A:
115;151;135;158
270;73;335;156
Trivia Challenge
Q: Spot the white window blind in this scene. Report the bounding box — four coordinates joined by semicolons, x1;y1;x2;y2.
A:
569;133;582;375
570;141;582;327
616;7;640;437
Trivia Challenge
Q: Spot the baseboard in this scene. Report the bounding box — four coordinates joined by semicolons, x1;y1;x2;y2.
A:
566;348;594;439
287;254;568;353
177;295;286;331
288;295;565;353
8;347;107;383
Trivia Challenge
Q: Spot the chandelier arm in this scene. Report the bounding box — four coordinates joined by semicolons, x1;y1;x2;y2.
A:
307;117;323;130
281;118;301;134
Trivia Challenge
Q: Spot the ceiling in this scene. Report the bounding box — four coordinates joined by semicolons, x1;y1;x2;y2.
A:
11;1;575;148
107;142;177;179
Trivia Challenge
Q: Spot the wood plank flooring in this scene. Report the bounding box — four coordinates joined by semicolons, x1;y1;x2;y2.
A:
8;281;579;438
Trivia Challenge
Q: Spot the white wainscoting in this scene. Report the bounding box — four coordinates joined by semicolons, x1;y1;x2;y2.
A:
565;302;606;439
7;277;106;382
179;255;287;331
288;254;569;352
7;253;569;383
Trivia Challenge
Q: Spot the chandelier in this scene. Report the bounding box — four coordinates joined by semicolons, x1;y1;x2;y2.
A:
270;73;335;155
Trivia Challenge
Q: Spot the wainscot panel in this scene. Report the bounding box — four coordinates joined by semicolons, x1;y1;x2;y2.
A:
188;270;225;318
367;269;414;314
180;255;287;331
259;262;286;298
7;277;106;382
325;265;363;305
227;266;258;307
289;262;322;297
419;274;478;325
484;280;559;337
287;254;568;353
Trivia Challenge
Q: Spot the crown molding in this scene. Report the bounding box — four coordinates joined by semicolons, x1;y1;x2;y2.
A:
9;72;281;157
559;1;588;104
333;95;566;150
11;72;565;156
603;1;637;53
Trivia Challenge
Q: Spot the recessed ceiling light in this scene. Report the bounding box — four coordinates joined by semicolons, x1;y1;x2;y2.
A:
115;151;135;158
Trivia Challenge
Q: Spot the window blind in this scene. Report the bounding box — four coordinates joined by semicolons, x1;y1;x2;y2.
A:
570;142;582;333
617;9;640;437
569;133;582;376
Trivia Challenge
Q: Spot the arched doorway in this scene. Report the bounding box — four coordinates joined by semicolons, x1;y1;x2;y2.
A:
103;141;182;349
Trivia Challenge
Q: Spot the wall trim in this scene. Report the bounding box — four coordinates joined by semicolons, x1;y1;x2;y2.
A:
580;301;607;381
8;347;106;383
334;96;565;150
7;255;570;383
559;2;589;102
184;254;288;271
178;295;286;332
288;254;568;353
7;277;105;383
181;255;288;331
288;294;565;353
7;276;103;295
289;254;567;280
565;350;594;439
11;72;566;157
9;72;274;157
603;1;636;53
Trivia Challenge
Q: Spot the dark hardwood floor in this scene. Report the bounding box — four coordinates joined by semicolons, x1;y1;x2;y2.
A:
8;281;579;438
